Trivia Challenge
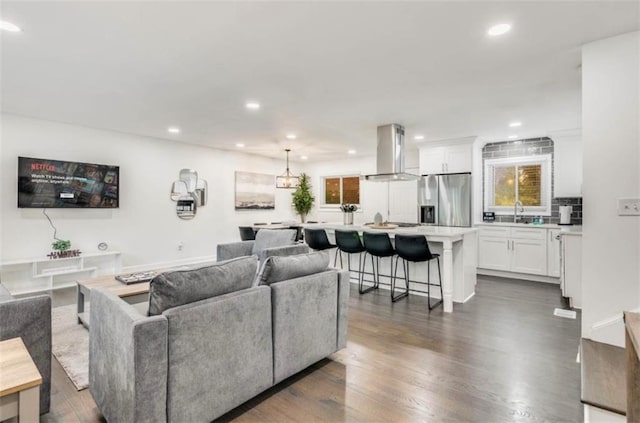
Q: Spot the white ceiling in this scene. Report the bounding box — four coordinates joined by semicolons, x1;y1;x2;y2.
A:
1;1;638;162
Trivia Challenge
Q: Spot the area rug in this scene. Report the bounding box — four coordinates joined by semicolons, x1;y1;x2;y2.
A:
52;304;89;390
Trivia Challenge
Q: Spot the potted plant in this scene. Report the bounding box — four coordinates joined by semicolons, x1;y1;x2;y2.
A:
292;173;315;223
52;239;71;252
340;204;358;225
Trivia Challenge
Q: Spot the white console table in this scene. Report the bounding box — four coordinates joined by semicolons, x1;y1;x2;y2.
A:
0;251;122;295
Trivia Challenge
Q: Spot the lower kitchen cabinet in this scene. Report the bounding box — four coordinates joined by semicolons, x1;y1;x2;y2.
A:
478;236;510;271
478;226;548;276
547;229;561;277
562;234;582;308
511;238;547;275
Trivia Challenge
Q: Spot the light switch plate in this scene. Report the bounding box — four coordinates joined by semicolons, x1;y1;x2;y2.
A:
617;198;640;216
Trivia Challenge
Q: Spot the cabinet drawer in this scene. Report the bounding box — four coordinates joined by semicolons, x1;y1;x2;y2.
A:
510;227;546;240
478;226;510;238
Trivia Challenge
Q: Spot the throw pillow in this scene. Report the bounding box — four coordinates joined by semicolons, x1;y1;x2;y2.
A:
259;251;330;285
251;229;296;255
148;256;258;315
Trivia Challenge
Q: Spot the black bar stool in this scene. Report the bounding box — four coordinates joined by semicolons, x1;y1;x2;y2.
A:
238;226;256;241
304;228;339;265
334;230;366;283
394;234;442;310
362;232;398;298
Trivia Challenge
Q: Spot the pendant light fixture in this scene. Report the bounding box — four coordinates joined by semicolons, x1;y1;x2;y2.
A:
276;149;299;189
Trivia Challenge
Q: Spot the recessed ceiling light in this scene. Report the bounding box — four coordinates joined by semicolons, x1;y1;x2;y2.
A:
414;135;425;140
0;21;22;32
509;121;522;128
508;135;518;139
245;102;261;110
167;126;181;134
286;133;297;140
236;143;245;148
487;23;511;37
300;155;308;160
348;149;357;155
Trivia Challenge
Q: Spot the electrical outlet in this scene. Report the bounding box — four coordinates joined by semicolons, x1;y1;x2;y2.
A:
178;241;184;251
617;198;640;216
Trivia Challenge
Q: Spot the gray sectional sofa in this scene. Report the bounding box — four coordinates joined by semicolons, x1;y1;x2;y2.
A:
216;228;309;264
89;252;349;423
0;284;52;415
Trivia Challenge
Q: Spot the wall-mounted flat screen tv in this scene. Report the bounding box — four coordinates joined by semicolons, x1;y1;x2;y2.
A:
18;156;119;208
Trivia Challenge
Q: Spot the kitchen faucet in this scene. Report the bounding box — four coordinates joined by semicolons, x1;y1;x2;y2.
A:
514;200;524;223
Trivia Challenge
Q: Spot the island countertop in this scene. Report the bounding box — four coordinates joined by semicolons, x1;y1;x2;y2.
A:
305;223;477;242
305;222;478;313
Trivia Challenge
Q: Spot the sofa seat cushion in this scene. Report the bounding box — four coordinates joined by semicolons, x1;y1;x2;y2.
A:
259;251;330;285
148;256;257;315
251;229;296;255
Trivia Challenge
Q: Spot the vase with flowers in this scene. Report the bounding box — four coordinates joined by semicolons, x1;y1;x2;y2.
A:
340;203;358;225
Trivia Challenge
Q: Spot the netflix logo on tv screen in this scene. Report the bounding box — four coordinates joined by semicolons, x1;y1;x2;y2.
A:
18;157;119;208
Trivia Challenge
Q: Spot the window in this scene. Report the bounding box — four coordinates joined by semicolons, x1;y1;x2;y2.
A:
484;155;552;215
322;175;360;206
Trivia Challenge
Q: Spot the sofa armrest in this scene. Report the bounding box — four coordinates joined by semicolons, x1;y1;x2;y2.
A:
162;286;273;422
337;269;350;349
89;288;168;423
217;241;254;261
0;295;51;414
257;243;310;264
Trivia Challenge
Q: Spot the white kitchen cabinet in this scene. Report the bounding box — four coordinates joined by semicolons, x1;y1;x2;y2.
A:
477;225;548;276
478;236;510;271
419;143;473;175
551;130;582;197
511;238;547;275
547;229;561;277
388;179;418;223
562;234;582;308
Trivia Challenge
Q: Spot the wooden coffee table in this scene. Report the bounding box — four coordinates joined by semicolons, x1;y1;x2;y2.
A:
76;275;150;328
0;337;42;423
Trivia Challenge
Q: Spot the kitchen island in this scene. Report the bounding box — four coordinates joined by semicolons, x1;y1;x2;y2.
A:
307;223;478;313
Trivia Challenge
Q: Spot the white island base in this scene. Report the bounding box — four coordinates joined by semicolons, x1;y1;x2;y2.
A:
312;224;478;312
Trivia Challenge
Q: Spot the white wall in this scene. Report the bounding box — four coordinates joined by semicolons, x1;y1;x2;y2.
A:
301;152;419;225
0;114;296;268
581;31;640;346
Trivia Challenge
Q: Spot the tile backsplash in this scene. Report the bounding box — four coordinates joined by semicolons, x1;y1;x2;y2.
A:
491;197;583;225
483;138;583;225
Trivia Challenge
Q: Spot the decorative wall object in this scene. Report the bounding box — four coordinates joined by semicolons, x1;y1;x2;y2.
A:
235;171;275;210
170;169;208;219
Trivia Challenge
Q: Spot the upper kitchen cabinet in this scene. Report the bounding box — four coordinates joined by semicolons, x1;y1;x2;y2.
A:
551;129;582;197
418;137;475;175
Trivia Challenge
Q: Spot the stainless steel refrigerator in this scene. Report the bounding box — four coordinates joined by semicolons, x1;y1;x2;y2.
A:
418;173;472;227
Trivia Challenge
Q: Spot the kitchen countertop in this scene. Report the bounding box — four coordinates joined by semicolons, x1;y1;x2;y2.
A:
475;222;582;235
306;222;477;241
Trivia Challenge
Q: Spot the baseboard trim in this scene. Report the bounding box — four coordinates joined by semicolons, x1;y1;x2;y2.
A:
477;268;560;284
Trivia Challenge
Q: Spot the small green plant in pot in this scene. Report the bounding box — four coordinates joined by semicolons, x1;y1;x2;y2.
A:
292;173;315;223
52;239;71;252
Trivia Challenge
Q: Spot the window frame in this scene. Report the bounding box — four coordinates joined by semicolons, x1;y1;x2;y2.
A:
484;154;552;216
320;174;362;209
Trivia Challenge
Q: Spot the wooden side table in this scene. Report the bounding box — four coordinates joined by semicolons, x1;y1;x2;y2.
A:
0;337;42;423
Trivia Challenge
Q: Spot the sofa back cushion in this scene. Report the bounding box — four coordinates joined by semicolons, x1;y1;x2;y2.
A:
148;256;257;315
259;251;330;285
251;229;296;255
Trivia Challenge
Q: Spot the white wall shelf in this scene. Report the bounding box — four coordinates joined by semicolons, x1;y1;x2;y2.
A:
0;251;122;295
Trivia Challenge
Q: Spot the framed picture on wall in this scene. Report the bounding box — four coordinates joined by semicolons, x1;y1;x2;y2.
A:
235;171;276;210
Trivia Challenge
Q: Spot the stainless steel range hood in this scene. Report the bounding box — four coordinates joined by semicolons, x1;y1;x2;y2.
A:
362;124;420;182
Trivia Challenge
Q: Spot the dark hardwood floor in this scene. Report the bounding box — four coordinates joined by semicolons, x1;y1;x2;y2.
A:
42;275;582;422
